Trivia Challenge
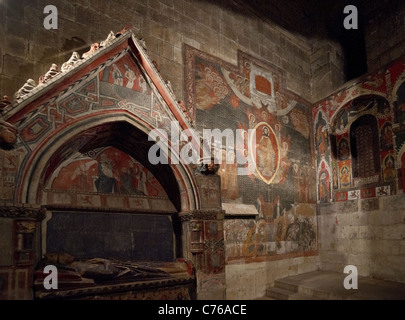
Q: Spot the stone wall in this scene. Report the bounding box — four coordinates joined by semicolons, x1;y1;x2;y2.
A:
313;51;405;285
364;0;405;74
318;196;405;283
310;39;345;103
0;0;316;104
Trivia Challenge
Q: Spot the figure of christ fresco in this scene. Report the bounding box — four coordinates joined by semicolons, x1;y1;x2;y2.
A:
255;124;278;182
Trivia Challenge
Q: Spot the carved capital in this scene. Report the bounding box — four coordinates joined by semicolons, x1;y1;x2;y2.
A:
0;96;12;113
0;205;46;221
0;121;18;150
179;209;225;221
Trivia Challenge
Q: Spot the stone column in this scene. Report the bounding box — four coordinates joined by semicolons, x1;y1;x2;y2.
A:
0;205;46;300
180;170;226;299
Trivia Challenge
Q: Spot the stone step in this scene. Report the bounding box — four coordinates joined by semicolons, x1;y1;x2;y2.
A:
273;278;299;292
265;271;405;300
269;272;352;300
275;279;324;298
266;286;324;300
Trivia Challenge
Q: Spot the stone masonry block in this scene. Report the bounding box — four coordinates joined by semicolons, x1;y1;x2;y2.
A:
350;239;373;254
158;41;174;60
3;55;35;80
4;35;27;59
76;6;100;26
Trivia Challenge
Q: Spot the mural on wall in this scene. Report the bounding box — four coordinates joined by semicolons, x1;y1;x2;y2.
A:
382;153;396;182
338;160;351;188
15;49;180;156
313;55;405;200
314;111;328;156
318;161;331;203
394;82;405;129
380;122;394;150
99;54;150;95
185;45;317;261
224;203;317;262
338;138;350;160
49;146;167;197
0;149;24;200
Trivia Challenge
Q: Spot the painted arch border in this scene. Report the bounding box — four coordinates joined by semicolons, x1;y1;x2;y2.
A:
16;111;201;212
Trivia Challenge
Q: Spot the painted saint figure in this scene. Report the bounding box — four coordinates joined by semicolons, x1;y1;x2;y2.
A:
120;166;136;194
319;170;330;203
340;165;351;187
95;154;118;193
111;64;123;86
383;155;396;182
332;166;339;189
124;63;136;88
338;139;350;160
315;112;327;155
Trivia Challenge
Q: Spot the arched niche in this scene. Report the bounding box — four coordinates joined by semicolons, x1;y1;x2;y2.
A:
328;94;393;190
16;114;201;262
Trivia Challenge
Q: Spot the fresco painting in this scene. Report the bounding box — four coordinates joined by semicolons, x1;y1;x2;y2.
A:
382;153;396;182
338;161;351;189
380;122;394;150
185;45;317;261
395;82;405;128
313;56;405;202
318;162;331;203
338;138;350;160
99;54;150;94
51;147;167;197
314;111;328;156
250;122;280;184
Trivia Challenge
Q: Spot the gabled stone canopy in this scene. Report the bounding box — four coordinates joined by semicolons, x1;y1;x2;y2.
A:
2;27;194;131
